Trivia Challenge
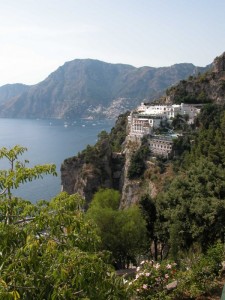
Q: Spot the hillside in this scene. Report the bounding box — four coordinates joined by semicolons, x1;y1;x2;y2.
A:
160;52;225;105
0;59;209;119
61;51;225;205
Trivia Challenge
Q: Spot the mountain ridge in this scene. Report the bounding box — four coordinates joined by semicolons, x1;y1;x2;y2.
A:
0;59;210;119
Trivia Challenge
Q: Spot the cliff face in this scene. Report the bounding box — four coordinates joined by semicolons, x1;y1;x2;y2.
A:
61;130;162;208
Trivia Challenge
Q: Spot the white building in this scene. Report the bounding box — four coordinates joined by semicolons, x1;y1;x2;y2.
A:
129;102;201;140
136;103;200;123
128;113;163;137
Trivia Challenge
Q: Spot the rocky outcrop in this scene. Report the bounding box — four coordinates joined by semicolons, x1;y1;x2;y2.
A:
119;137;142;207
119;136;159;208
61;132;158;208
213;52;225;73
61;140;125;206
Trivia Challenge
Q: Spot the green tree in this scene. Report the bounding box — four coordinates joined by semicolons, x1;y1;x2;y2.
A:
157;158;225;254
139;195;158;260
87;188;148;269
0;145;57;224
0;147;130;299
0;193;129;299
128;136;150;179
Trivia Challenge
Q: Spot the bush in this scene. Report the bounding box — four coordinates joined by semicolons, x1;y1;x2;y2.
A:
128;260;177;300
175;243;225;298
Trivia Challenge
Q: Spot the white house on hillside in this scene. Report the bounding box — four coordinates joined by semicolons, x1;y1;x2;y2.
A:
128;102;201;139
137;102;200;123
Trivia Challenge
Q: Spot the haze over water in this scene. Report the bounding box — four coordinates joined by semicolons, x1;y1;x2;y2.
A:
0;118;114;202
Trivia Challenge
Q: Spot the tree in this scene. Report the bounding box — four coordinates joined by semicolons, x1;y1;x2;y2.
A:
0;145;57;224
139;195;158;260
0;193;129;299
0;147;129;299
127;136;150;179
156;158;225;254
87;188;148;269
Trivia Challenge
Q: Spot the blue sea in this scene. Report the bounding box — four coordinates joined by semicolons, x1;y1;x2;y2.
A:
0;118;114;202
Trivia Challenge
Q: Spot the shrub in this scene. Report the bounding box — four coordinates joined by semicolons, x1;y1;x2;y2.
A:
128;260;177;300
175;243;225;298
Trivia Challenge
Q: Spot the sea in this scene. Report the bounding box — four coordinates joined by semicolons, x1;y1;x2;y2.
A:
0;118;115;202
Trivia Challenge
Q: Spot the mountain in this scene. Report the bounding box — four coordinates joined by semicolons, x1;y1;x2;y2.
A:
0;83;29;105
0;59;209;119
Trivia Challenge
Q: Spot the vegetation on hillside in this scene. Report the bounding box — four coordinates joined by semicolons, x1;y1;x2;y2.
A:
0;146;129;299
2;74;225;299
127;136;150;179
1;106;225;300
78;112;128;164
86;188;148;269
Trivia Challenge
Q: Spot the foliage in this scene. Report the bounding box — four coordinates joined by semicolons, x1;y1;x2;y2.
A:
0;145;57;198
171;113;191;132
157;157;225;253
87;188;148;269
0;192;130;299
175;243;225;298
0;146;130;299
195;103;225;129
0;145;57;225
172;135;191;160
139;195;159;260
109;112;129;152
127;243;225;299
152;104;225;258
80;112;128;165
80;130;110;165
139;194;157;240
128;260;177;300
128;136;150;179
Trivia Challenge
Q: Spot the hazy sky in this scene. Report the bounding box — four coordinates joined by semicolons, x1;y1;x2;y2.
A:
0;0;225;86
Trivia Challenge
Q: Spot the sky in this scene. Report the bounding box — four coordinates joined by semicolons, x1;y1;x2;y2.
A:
0;0;225;86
